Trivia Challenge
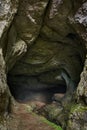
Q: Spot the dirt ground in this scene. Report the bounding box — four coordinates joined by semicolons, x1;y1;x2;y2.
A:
6;101;58;130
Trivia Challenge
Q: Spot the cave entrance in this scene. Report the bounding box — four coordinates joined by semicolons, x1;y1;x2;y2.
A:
7;75;67;105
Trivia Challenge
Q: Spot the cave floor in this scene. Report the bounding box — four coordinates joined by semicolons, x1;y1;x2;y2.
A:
6;101;61;130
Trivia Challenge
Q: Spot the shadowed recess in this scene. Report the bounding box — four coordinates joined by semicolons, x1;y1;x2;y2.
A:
7;74;67;104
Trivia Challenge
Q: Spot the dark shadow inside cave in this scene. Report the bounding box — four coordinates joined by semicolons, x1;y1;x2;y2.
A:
7;75;67;104
7;33;86;105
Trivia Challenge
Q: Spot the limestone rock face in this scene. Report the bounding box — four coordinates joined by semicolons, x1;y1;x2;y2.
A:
70;1;87;46
0;1;18;129
0;49;9;116
67;104;87;130
13;0;49;45
0;0;18;45
0;0;18;118
41;0;74;42
0;0;20;72
77;56;87;104
66;2;87;130
67;56;87;130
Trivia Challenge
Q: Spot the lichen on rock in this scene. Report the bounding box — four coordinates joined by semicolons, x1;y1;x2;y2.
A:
67;104;87;130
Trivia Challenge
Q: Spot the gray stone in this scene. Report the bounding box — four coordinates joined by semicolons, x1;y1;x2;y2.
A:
0;49;10;116
69;1;87;47
0;0;18;41
76;55;87;104
13;0;49;45
41;0;75;42
67;104;87;130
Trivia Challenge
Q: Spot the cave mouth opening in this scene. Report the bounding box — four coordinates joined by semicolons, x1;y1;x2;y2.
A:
7;75;67;105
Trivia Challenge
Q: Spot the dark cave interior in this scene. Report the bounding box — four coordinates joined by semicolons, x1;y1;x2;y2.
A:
7;34;86;105
7;74;67;104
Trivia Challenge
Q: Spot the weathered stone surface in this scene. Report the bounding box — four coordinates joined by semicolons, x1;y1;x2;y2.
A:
5;25;27;72
69;1;87;47
66;2;87;130
0;0;18;46
76;55;87;104
0;0;19;129
66;54;87;129
66;46;87;130
67;104;87;130
0;0;19;71
41;103;67;129
0;49;9;116
41;0;75;42
13;0;49;45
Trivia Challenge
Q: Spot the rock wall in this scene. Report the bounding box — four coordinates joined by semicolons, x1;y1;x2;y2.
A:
0;0;87;130
0;49;9;116
67;2;87;130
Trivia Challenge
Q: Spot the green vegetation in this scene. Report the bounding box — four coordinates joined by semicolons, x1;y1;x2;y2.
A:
70;104;87;113
42;117;63;130
27;105;63;130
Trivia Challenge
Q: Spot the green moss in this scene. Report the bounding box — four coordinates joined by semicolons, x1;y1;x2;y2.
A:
70;104;87;113
44;104;63;120
42;117;63;130
26;107;62;130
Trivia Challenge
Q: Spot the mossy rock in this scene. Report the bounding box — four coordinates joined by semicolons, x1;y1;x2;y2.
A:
67;104;87;130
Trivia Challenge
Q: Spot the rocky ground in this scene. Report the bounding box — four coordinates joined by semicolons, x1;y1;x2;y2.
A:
5;101;62;130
